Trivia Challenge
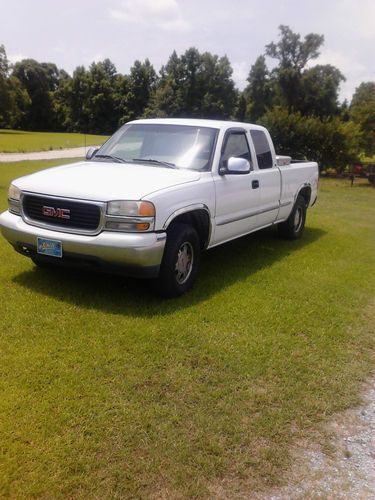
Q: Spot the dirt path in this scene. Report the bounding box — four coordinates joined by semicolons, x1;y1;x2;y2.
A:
259;377;375;499
0;146;95;162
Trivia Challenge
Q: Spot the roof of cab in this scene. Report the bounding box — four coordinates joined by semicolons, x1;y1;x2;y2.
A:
127;117;267;132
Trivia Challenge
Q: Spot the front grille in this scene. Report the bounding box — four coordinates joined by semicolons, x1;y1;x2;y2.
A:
22;194;101;232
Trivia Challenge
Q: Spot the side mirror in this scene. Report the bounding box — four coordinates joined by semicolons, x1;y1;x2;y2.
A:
220;157;251;175
86;147;99;160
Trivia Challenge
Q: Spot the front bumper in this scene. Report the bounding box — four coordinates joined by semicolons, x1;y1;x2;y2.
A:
0;210;166;278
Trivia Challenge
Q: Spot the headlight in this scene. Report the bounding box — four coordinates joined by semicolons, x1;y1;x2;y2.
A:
8;184;21;215
8;184;21;201
107;200;155;217
105;200;155;232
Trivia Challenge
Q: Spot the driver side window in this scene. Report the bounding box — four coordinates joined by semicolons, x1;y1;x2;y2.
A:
222;132;252;167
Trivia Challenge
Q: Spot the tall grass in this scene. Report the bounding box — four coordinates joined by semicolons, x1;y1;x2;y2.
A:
0;161;374;497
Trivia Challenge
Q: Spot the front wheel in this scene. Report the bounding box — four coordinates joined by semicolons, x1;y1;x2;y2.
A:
155;223;201;298
278;195;307;240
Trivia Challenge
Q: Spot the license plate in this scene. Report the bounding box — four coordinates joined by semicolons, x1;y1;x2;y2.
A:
37;237;63;258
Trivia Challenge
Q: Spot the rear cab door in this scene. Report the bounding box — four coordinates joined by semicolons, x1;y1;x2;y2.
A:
248;127;282;227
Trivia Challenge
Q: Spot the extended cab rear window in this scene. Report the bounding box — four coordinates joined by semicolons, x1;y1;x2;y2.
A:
250;130;273;169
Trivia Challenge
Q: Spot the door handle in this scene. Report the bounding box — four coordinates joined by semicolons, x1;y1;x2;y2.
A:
252;180;259;189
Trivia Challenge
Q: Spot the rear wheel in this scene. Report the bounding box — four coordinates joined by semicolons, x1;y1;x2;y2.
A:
278;195;307;240
155;223;200;298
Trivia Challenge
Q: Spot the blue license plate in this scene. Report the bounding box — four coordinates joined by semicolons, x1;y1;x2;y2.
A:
37;237;63;258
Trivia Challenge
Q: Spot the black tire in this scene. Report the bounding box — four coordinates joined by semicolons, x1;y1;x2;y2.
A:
277;195;307;240
155;223;201;298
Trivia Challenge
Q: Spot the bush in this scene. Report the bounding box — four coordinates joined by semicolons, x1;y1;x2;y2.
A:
259;107;362;171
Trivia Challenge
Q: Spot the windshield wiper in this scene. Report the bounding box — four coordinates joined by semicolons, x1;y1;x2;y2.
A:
93;154;127;163
131;158;176;169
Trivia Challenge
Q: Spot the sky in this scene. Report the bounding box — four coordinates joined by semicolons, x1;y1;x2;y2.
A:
2;0;375;102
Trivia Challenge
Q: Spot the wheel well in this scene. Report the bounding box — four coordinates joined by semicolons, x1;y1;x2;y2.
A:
298;186;311;207
166;210;211;250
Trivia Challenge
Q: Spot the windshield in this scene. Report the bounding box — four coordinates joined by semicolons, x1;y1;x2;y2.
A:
94;123;218;171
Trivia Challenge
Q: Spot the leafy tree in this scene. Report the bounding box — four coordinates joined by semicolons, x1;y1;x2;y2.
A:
41;62;60;91
59;60;122;134
6;76;31;128
350;82;375;155
145;76;184;118
243;55;273;121
258;26;345;119
340;99;350;122
85;59;120;133
266;25;324;72
124;59;157;121
64;65;90;132
299;65;345;118
147;48;237;119
0;45;30;128
235;92;247;122
182;47;202;115
12;59;59;130
113;73;132;125
0;44;9;77
266;25;324;112
0;45;12;127
146;49;195;117
199;52;237;118
51;70;73;131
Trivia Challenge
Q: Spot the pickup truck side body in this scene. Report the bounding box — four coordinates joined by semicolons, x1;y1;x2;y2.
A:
0;118;318;296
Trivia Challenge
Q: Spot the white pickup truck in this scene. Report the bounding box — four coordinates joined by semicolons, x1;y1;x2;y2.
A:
0;118;318;297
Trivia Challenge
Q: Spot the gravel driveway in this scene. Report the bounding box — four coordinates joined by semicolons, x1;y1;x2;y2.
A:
261;377;375;499
0;146;93;162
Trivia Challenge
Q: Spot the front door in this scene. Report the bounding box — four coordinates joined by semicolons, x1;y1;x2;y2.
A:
212;129;261;246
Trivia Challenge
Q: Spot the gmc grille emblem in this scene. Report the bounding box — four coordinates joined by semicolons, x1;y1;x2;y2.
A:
42;206;71;219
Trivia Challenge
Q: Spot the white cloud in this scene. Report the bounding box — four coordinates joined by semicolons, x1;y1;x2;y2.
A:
232;61;249;90
109;0;190;32
159;18;190;33
314;49;366;75
8;53;27;64
314;49;375;101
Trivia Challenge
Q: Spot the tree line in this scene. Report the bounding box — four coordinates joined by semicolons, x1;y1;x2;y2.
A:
0;26;374;167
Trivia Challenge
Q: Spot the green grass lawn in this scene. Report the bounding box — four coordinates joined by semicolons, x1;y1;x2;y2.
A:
0;161;374;498
0;130;108;153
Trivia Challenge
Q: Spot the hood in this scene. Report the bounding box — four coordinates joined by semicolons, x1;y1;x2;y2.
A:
14;161;200;201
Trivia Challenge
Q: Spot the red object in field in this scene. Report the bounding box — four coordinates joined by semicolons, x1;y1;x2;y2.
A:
354;163;363;174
